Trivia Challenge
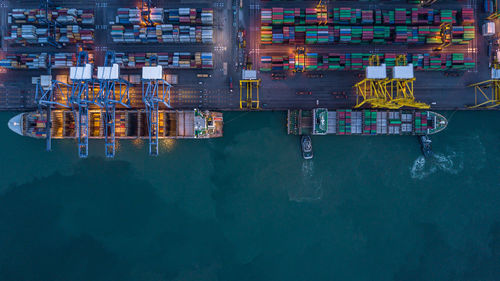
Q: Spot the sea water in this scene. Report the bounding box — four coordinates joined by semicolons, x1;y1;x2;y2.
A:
0;111;499;280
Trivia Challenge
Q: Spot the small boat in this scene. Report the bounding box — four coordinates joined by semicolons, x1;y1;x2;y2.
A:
301;135;313;160
419;135;433;158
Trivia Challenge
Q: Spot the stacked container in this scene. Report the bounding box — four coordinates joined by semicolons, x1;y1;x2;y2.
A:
113;52;213;69
260;52;475;72
337;110;352;135
112;7;213;44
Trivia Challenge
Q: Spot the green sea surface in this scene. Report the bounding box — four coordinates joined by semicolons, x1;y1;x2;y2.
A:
0;111;499;281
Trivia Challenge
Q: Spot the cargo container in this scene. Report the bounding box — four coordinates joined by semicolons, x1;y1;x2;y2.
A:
113;52;213;69
260;53;474;72
110;24;213;44
289;109;447;136
260;7;474;46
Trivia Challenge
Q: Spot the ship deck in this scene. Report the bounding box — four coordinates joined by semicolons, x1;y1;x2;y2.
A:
25;109;223;139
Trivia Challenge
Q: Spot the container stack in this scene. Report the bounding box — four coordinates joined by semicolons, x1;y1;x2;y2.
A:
272;8;284;25
376;112;388;134
261;9;272;25
260;7;473;46
201;9;214;25
401;112;414;134
52;53;77;68
9;8;94;25
363;110;377;135
6;7;95;46
113;52;213;69
259;52;475;72
337;110;352;135
110;24;212;44
388;111;401;135
351;111;362;134
0;53;47;69
112;7;213;44
414;112;427;135
150;8;164;23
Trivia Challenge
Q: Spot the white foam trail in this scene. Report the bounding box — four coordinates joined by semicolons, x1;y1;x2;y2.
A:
410;151;463;179
288;161;323;202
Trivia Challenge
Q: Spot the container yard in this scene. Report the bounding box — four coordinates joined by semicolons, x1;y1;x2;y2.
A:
0;0;498;157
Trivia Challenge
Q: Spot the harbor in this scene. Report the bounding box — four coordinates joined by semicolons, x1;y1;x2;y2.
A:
0;0;499;157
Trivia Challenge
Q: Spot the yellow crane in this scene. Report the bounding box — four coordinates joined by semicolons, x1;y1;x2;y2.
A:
433;23;452;52
487;0;500;19
468;66;500;108
354;55;396;109
355;54;429;109
239;69;260;109
316;0;328;25
468;80;500;108
389;55;430;109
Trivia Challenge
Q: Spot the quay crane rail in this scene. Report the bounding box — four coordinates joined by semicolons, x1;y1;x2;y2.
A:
69;51;94;158
95;51;131;157
142;56;171;156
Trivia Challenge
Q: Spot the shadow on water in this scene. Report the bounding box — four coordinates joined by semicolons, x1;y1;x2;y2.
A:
288;160;323;202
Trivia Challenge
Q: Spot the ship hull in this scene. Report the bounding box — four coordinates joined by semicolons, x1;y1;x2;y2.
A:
9;109;223;139
288;109;448;136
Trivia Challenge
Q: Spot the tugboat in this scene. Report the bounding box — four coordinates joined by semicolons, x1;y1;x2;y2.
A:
301;135;313;160
419;135;433;158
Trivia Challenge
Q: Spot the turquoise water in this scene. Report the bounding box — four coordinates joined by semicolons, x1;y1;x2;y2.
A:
0;111;499;280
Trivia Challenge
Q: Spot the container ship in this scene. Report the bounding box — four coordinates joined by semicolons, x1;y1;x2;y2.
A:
8;109;223;139
287;109;447;136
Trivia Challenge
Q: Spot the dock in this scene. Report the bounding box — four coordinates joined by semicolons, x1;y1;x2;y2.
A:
0;0;499;156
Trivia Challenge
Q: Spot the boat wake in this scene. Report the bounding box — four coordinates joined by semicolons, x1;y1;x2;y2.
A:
288;161;323;202
410;151;463;180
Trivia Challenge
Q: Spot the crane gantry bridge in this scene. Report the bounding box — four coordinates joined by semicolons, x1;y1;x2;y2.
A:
34;50;171;158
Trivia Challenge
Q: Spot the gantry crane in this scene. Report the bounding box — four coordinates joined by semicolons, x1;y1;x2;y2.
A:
96;51;131;157
389;55;430;109
354;55;394;108
433;22;452;52
487;0;500;19
68;51;94;158
294;46;306;73
316;0;328;25
142;56;171;156
35;57;71;151
468;68;500;108
355;55;429;109
140;0;154;25
240;70;260;109
39;0;61;48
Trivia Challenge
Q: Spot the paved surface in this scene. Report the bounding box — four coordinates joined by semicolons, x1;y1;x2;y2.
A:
0;0;497;111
